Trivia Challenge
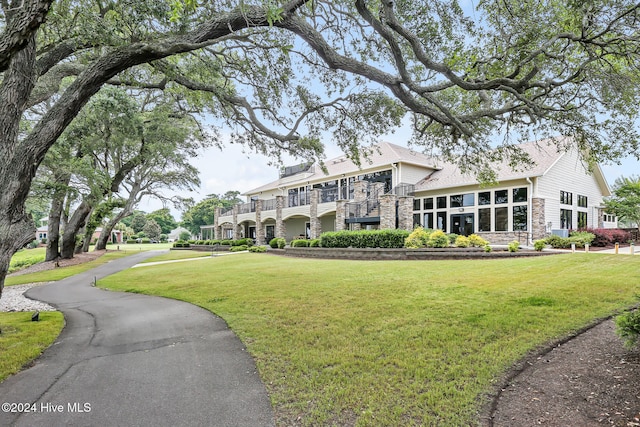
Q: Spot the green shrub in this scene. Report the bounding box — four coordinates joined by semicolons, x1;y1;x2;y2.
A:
545;234;572;249
533;239;547;251
507;240;520;252
173;240;191;248
615;310;640;349
427;230;449;248
141;238;151;244
196;240;205;245
568;231;595;248
291;239;309;247
447;233;459;245
269;237;280;249
277;238;286;249
468;234;488;247
309;239;320;247
484;244;492;253
187;240;196;244
320;229;410;249
405;226;431;248
229;245;248;252
126;239;137;244
220;239;233;245
454;235;470;248
248;245;267;253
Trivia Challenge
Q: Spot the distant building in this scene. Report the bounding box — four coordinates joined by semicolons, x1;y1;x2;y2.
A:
201;136;617;245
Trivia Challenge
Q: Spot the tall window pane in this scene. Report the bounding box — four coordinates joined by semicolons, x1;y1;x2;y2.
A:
437;212;447;231
413;214;421;227
437;197;447;209
513;206;527;230
495;207;508;231
560;209;572;229
450;194;463;208
424;212;433;229
578;211;587;228
478;208;491;232
462;193;475;206
413;198;421;210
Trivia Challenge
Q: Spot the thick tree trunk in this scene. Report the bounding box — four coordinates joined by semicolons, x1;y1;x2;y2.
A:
60;201;92;259
45;172;72;261
0;35;38;299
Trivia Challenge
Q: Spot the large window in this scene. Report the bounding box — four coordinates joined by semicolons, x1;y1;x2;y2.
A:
478;208;491;232
513;206;527;230
413;199;421;211
495;207;508;231
288;188;299;207
450;193;475;208
578;195;587;208
578;211;588;228
437;196;447;209
560;209;572;229
314;180;339;203
561;191;573;205
413;214;421;227
495;190;508;204
478;191;491;205
513;187;527;203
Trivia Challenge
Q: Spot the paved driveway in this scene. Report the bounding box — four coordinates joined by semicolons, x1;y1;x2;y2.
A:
0;251;274;427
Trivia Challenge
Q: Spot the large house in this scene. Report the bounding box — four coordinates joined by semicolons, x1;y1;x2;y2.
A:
202;136;616;245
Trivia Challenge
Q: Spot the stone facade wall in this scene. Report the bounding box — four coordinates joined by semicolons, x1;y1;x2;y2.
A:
309;189;321;239
335;200;347;231
531;197;546;241
477;231;530;245
276;196;286;238
255;200;265;245
379;194;397;229
397;196;414;231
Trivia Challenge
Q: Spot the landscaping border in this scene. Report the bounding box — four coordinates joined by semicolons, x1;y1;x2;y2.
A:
279;247;556;260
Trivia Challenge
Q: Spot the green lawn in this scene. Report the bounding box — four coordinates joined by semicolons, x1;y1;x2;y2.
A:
9;247;46;273
99;253;640;426
137;249;211;263
0;311;64;382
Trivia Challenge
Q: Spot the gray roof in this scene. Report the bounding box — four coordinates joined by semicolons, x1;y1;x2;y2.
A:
244;141;438;195
414;137;568;191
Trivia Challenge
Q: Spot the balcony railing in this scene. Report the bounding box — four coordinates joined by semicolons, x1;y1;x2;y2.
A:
262;198;277;211
220;207;233;217
392;183;415;197
238;202;255;214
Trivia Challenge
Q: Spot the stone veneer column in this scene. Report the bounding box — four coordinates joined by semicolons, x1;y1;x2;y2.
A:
335;200;347;231
255;200;265;245
597;207;604;228
214;207;222;240
531;197;546;241
275;195;286;239
310;189;321;239
353;180;367;203
397;196;414;231
379;194;397;229
232;205;241;239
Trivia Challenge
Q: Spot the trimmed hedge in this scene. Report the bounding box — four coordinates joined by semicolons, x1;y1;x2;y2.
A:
173;240;191;248
578;227;631;247
291;239;309;247
319;229;410;249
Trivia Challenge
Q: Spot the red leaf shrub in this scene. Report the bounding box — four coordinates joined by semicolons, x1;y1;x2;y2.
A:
578;228;631;247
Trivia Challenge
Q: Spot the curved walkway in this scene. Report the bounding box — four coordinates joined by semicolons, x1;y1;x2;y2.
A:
0;251;274;427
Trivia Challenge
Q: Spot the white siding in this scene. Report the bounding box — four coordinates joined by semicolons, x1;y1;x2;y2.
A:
536;148;606;230
398;164;431;185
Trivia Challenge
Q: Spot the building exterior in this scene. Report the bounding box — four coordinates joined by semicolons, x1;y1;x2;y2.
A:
202;137;616;245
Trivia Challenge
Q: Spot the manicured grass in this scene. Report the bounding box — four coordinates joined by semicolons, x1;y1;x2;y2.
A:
4;251;132;286
99;253;640;426
0;311;65;382
137;250;211;263
9;247;46;273
110;242;173;252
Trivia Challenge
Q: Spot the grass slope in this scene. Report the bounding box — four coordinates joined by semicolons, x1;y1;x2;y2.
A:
0;312;65;382
99;253;640;426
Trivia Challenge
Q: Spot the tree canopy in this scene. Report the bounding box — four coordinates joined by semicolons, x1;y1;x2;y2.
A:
2;0;640;295
605;175;640;230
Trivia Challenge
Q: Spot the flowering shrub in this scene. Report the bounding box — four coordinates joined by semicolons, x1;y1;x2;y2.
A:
454;235;470;248
579;228;631;247
405;226;431;248
427;230;450;248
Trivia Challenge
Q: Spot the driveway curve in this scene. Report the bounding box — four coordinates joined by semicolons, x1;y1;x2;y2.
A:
0;251;274;427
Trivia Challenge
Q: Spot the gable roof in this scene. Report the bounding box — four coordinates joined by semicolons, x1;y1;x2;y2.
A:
244;141;438;195
414;136;610;193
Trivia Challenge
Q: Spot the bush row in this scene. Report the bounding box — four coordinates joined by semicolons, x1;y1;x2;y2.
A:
578;228;632;247
319;229;410;249
192;238;254;246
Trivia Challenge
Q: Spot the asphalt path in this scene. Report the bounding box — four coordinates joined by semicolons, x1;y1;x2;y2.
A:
0;251;274;427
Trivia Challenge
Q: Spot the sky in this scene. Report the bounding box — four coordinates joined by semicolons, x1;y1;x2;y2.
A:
138;129;640;221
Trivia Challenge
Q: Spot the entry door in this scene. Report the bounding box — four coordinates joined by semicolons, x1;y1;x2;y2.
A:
450;213;474;236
